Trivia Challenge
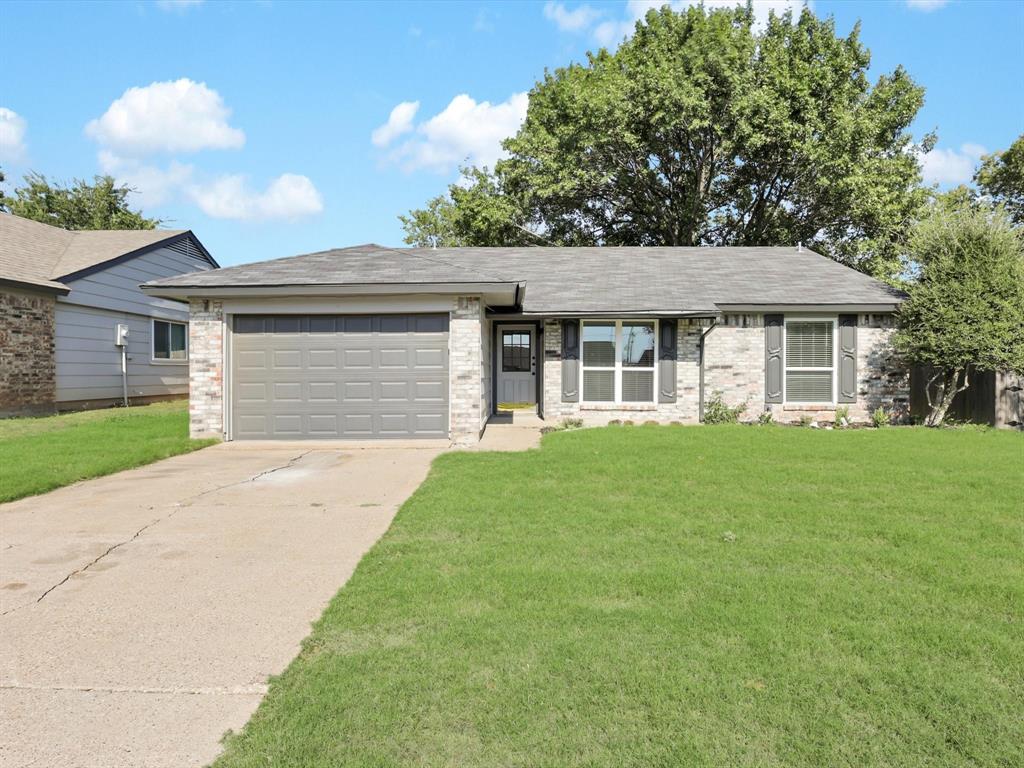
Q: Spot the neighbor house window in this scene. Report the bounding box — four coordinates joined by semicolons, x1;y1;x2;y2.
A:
784;319;835;403
581;320;656;403
153;319;187;361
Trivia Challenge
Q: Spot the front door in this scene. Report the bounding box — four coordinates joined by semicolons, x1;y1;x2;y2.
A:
497;325;537;406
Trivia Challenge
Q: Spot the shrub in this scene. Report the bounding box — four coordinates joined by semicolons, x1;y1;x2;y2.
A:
835;405;850;427
757;410;774;426
704;393;747;425
799;414;814;427
872;407;891;428
562;417;584;430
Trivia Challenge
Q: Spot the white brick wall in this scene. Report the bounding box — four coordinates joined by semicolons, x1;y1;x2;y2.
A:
542;314;907;426
449;296;485;445
188;299;224;439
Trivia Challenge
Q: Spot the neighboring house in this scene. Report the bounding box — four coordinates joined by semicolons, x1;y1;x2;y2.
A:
0;213;218;416
142;244;910;444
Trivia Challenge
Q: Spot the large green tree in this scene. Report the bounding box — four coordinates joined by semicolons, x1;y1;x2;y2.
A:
975;134;1024;226
894;201;1024;426
0;172;159;230
402;5;929;279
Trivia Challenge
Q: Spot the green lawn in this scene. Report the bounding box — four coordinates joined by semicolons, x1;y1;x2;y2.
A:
214;426;1023;768
0;400;216;502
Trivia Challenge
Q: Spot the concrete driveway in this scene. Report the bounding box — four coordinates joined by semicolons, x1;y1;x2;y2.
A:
0;443;443;768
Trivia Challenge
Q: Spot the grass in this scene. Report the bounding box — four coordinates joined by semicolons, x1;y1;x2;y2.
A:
0;400;217;502
497;402;537;410
214;425;1023;768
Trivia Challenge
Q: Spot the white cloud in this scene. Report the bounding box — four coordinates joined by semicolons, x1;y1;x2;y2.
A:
189;173;323;220
371;101;420;147
919;143;987;186
543;2;604;32
98;150;194;208
0;107;27;162
906;0;949;11
381;92;529;174
155;0;204;11
589;0;808;46
85;78;245;155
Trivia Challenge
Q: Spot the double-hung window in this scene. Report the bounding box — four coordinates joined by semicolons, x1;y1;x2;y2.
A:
784;319;835;403
152;319;188;362
581;320;656;403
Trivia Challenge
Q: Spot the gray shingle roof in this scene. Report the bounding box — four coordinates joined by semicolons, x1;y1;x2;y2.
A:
144;244;905;313
0;213;198;292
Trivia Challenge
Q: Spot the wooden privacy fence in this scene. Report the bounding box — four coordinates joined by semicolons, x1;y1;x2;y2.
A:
910;367;1023;429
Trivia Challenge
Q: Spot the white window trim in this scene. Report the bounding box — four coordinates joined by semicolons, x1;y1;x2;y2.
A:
151;318;189;365
782;316;837;405
580;319;659;405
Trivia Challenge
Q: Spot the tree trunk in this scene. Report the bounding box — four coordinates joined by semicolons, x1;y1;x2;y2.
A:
925;367;970;427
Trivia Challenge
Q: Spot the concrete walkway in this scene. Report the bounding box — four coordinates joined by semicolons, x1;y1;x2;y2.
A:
0;443;443;768
474;410;545;451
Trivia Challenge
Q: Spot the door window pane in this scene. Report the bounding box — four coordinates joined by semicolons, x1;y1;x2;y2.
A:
582;323;615;366
621;323;655;367
502;332;531;372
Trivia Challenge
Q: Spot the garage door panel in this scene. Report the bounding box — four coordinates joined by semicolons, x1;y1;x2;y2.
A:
378;348;409;368
272;349;302;369
308;381;338;402
307;349;338;369
415;348;445;368
342;381;373;401
231;313;449;440
273;382;303;402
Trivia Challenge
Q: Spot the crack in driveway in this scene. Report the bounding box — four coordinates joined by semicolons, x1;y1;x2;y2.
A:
1;451;312;616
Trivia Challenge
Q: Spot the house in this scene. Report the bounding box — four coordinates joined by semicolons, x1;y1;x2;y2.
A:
141;244;910;444
0;213;218;416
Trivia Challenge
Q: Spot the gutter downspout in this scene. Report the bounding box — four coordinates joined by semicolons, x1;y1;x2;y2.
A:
698;318;718;423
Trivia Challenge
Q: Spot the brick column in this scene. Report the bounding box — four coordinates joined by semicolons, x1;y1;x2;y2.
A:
188;299;224;439
449;296;483;445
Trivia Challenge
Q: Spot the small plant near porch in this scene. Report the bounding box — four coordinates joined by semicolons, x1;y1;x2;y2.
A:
894;201;1024;426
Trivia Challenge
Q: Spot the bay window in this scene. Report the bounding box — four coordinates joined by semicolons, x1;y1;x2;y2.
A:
784;319;835;403
581;320;656;403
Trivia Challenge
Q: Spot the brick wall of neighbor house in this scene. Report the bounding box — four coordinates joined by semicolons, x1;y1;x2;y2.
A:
450;296;485;445
542;314;908;427
188;299;224;439
0;288;57;417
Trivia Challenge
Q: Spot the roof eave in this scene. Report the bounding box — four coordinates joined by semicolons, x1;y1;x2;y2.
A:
0;276;70;295
715;302;902;313
141;280;522;306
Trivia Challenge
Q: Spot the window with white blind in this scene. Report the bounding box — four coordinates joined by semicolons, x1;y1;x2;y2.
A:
784;319;835;403
581;320;656;403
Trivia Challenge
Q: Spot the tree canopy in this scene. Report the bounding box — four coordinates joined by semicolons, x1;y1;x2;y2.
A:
975;134;1024;226
0;172;159;230
894;200;1024;425
401;5;930;279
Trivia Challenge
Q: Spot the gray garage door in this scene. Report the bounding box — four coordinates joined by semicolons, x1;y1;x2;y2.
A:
231;314;449;439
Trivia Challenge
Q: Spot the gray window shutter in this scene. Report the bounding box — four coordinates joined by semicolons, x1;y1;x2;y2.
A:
765;314;784;403
658;319;677;403
562;320;580;402
838;314;858;403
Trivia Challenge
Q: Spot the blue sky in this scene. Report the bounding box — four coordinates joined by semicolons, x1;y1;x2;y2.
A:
1;0;1021;267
